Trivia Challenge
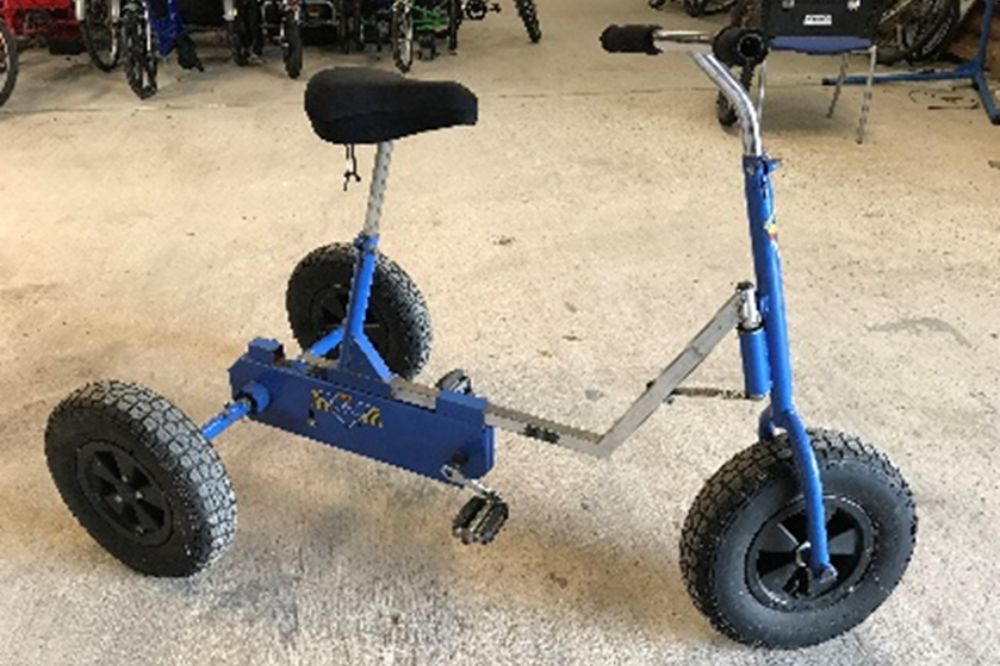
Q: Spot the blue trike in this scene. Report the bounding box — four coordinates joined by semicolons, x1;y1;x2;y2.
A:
45;22;917;649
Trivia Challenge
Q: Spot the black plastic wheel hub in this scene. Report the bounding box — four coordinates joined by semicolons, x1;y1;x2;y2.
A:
76;441;171;546
312;287;390;353
746;496;874;611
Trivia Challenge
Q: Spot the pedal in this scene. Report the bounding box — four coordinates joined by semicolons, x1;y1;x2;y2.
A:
474;499;509;545
443;463;508;545
452;494;508;545
452;495;487;544
436;369;473;395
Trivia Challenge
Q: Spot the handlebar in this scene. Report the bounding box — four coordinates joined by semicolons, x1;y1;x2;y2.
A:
600;25;711;55
600;24;767;66
600;24;769;157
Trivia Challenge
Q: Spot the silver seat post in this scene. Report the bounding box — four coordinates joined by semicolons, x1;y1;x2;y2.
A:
363;141;394;236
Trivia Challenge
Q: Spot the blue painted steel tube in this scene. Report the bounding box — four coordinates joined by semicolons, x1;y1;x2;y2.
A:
739;327;770;399
781;410;831;570
201;399;253;441
339;234;379;370
744;155;832;574
308;328;343;358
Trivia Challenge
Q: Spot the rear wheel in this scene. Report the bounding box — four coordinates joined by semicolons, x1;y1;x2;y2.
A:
122;7;157;100
45;381;237;577
391;0;414;73
514;0;541;43
680;430;916;648
286;243;432;380
82;0;120;71
0;20;17;108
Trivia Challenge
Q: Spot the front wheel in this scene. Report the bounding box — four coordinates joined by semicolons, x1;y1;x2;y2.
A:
121;8;157;100
45;381;237;577
0;20;18;108
514;0;541;43
680;430;916;648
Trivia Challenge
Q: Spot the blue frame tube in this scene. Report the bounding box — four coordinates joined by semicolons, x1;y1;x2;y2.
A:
202;399;252;441
744;155;832;574
339;234;379;370
739;327;770;398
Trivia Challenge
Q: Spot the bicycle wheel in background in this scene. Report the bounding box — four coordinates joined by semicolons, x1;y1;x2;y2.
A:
876;0;956;65
392;0;414;73
514;0;541;43
908;0;959;62
446;0;460;51
83;0;120;71
684;0;738;17
282;9;303;78
716;64;756;127
0;20;17;107
121;5;157;99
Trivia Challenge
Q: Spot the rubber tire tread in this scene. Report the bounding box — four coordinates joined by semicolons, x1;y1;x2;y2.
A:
679;429;917;648
286;242;432;380
45;380;237;577
0;21;18;107
515;0;541;43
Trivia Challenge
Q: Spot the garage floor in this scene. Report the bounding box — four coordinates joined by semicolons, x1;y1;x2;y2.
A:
2;1;999;664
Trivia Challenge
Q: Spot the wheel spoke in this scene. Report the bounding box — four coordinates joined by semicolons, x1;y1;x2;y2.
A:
103;491;127;515
759;561;800;592
756;522;799;554
111;449;137;483
90;456;120;485
132;502;161;533
135;480;167;512
827;527;860;556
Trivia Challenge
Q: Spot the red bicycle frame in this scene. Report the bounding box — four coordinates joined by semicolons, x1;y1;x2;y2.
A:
0;0;80;43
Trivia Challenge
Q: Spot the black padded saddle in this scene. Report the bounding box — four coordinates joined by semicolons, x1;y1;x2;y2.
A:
305;68;478;145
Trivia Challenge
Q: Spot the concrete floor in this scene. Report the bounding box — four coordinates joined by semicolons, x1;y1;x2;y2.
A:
2;1;1000;664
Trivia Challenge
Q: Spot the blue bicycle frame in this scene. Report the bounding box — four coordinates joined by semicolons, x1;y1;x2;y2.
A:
200;46;836;579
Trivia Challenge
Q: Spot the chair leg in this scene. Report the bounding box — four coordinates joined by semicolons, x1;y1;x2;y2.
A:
827;53;849;119
856;45;877;144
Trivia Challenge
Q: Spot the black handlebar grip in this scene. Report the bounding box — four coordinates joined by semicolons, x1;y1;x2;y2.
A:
713;26;768;68
600;25;662;55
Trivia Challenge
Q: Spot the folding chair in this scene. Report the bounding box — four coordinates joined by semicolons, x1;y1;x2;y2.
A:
770;35;877;143
719;0;883;143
